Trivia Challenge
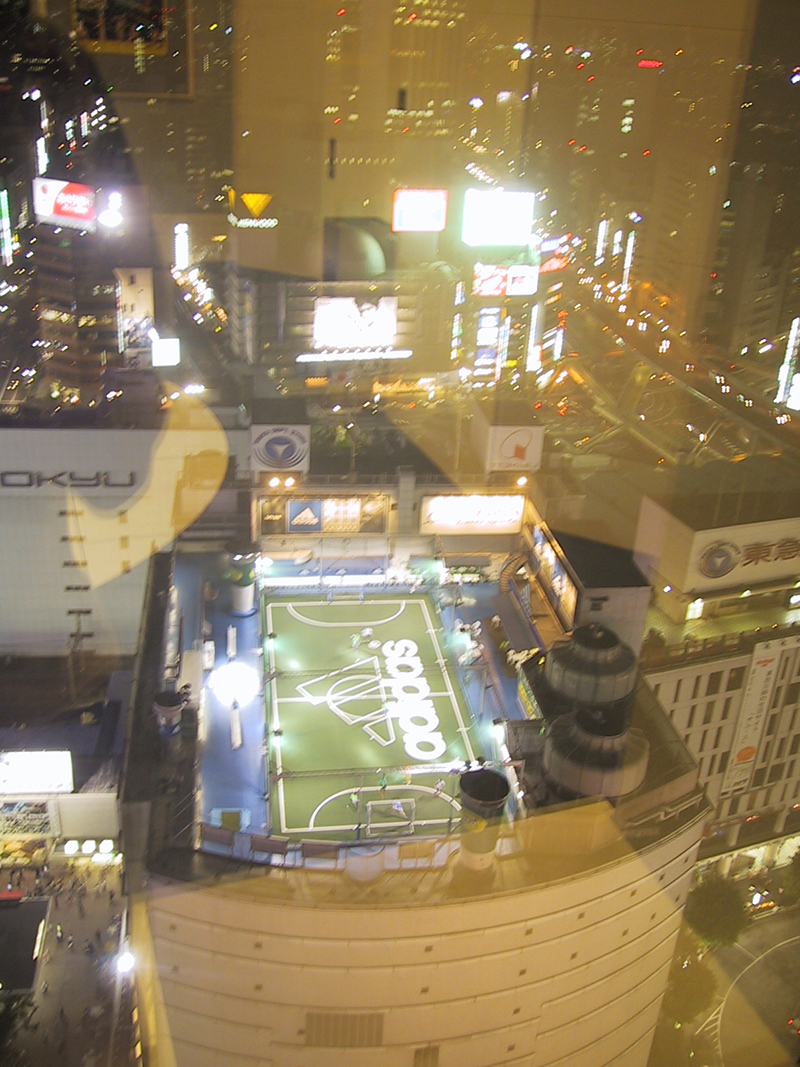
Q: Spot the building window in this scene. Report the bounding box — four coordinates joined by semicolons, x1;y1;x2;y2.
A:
786;682;800;705
714;727;723;748
768;764;784;784
771;687;783;709
706;671;722;696
753;767;766;788
700;730;708;752
674;678;683;702
721;697;732;720
728;794;738;815
708;754;717;775
777;737;787;760
414;1049;440;1067
692;676;701;699
687;706;696;729
766;714;778;737
719;751;730;774
727;666;745;691
790;735;800;756
704;701;715;724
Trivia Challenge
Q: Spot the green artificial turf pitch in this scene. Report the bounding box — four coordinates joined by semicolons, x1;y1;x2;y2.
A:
262;596;475;838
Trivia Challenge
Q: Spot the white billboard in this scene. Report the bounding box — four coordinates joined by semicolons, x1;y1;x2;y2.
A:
719;638;800;793
151;338;181;367
487;425;545;473
689;515;800;592
313;297;397;350
420;494;525;535
392;189;448;233
462;189;536;247
251;424;310;472
0;750;74;794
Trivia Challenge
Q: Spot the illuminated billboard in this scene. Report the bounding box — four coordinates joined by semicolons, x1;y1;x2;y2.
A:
151;338;180;367
461;189;536;247
261;494;387;535
32;178;95;232
420;494;525;535
392;189;448;233
473;263;539;298
539;255;570;274
313;297;397;350
0;190;12;267
0;750;73;793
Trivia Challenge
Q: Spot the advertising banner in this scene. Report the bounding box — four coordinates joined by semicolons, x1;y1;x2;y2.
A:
461;189;536;247
689;516;800;593
721;641;785;793
32;178;95;232
487;425;545;472
392;189;448;233
261;494;387;536
251;425;311;473
419;495;524;535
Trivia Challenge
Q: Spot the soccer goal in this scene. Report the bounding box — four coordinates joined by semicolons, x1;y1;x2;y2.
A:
365;798;416;837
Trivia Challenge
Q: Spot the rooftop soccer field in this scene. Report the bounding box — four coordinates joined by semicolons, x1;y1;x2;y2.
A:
262;596;475;840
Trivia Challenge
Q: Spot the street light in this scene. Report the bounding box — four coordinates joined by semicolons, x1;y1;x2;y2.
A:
117;950;135;975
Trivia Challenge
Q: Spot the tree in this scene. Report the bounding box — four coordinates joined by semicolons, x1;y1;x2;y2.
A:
662;953;717;1023
684;873;750;947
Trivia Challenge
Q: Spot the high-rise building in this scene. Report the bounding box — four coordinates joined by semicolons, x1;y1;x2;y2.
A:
524;0;757;339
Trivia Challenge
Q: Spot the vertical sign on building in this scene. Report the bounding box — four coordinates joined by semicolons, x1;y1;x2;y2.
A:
776;316;800;405
721;642;780;793
0;190;13;267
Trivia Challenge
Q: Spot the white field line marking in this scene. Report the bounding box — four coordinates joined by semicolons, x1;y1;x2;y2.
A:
285;600;408;628
420;598;475;762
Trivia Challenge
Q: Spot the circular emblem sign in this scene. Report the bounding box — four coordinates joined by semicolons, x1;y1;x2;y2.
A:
252;426;309;470
698;540;741;580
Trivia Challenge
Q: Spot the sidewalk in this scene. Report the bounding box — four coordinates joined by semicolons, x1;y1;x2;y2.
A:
8;857;128;1067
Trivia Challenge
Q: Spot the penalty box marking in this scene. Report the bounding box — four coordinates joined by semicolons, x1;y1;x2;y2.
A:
285;600;409;628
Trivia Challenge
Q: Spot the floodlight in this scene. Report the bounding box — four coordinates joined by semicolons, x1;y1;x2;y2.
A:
209;661;260;706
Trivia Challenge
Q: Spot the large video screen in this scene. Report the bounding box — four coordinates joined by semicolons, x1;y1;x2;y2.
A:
313;297;398;350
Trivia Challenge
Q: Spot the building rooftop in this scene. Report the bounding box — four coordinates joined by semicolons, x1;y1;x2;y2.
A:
551;530;649;588
650;455;800;530
0;899;50;994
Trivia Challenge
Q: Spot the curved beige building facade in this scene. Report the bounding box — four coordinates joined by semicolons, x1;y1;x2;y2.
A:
135;796;707;1067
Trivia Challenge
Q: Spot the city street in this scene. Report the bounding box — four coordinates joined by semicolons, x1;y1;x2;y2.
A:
698;907;800;1067
9;858;128;1067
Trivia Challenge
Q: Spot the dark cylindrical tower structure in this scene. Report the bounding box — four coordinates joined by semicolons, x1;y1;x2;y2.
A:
459;768;510;873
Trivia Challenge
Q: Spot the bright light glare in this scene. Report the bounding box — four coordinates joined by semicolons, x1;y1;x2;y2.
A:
0;750;73;793
117;951;135;974
82;839;97;855
209;662;261;707
64;839;79;855
99;839;114;854
462;189;537;247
